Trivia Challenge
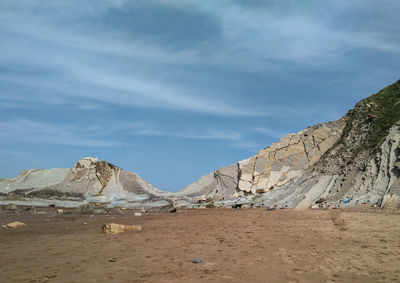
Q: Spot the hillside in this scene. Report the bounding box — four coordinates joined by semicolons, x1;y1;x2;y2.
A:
1;79;399;210
179;79;400;209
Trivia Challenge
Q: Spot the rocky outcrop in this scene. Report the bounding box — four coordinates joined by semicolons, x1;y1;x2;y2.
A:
1;79;400;210
174;164;239;201
175;121;344;203
178;79;400;209
0;157;170;209
237;121;344;195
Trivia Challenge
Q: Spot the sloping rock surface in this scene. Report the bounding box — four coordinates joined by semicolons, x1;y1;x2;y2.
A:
0;157;170;208
1;79;400;210
176;120;344;203
178;79;400;209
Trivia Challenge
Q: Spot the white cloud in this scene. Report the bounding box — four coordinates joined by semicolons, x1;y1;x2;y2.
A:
0;120;123;147
0;119;248;148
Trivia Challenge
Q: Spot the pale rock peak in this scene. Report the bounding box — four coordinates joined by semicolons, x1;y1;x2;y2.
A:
74;157;99;169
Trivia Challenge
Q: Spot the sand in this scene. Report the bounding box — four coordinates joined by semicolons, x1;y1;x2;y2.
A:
1;208;400;282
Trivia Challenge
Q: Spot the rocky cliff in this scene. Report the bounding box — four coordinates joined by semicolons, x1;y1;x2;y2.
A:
178;79;400;209
1;80;400;210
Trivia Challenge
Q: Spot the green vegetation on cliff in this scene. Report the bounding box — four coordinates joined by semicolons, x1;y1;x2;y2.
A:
336;79;400;157
365;80;400;147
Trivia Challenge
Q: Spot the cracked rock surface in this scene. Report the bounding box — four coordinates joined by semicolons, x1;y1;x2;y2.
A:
1;80;400;210
237;121;345;195
0;157;168;208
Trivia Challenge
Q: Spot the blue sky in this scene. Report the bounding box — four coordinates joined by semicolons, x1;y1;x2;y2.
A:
0;0;399;191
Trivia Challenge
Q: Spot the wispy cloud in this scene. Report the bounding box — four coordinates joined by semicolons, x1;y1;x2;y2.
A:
0;119;248;147
1;0;398;118
116;122;244;141
0;120;123;147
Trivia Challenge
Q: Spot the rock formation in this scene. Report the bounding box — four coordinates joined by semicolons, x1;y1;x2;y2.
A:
177;79;400;209
237;121;344;195
0;157;171;209
1;79;400;210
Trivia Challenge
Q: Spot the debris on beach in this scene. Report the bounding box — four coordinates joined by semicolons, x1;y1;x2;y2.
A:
102;223;142;234
6;221;26;228
192;259;203;264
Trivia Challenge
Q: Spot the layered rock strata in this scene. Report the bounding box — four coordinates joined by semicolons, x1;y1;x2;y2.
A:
0;157;169;208
1;79;400;210
178;79;400;209
237;121;345;195
176;121;345;203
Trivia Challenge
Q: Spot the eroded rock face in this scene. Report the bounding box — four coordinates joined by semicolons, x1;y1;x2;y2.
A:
1;80;400;210
236;121;345;195
176;164;239;202
0;157;166;208
177;120;345;202
322;122;400;207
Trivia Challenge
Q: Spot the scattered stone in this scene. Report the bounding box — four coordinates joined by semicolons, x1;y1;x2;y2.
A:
57;209;64;213
135;212;142;216
192;259;203;264
7;221;26;228
102;223;142;234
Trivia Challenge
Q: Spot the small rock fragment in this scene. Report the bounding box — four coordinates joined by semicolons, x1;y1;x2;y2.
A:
57;209;64;214
102;223;142;234
192;259;203;264
6;221;26;228
135;212;142;217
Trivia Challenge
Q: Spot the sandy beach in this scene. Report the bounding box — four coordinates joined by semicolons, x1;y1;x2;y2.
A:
1;208;400;282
